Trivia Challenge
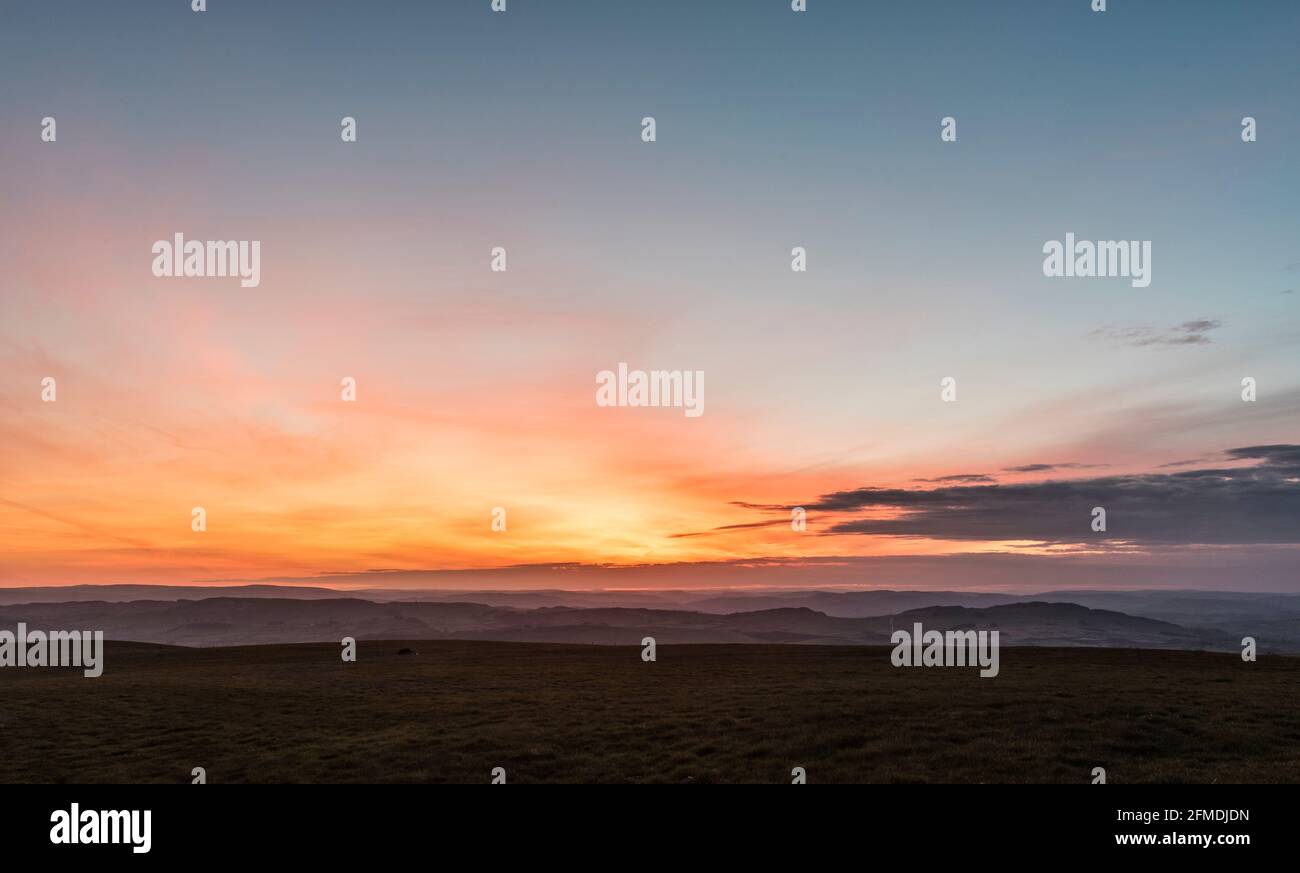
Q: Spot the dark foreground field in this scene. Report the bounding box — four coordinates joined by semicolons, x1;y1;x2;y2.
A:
2;641;1297;783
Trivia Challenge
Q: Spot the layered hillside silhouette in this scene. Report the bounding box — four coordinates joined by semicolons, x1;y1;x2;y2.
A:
4;588;1292;650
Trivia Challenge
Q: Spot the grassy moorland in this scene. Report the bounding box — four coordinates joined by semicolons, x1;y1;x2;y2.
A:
2;640;1297;783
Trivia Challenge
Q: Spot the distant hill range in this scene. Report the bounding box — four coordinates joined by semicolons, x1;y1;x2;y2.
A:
1;586;1295;651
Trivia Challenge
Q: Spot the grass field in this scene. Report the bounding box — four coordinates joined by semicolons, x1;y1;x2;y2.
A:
2;640;1297;783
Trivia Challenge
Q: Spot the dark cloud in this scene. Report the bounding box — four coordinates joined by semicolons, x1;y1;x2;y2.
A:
1223;444;1300;469
1090;319;1222;347
913;473;997;484
670;519;788;538
1002;462;1107;473
804;445;1300;546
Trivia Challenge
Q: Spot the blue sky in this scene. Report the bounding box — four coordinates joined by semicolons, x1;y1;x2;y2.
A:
1;1;1297;587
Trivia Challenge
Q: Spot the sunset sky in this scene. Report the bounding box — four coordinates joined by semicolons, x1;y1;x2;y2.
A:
1;1;1298;589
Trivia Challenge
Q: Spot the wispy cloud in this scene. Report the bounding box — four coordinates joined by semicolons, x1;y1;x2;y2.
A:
913;473;997;484
1002;463;1107;474
1090;319;1222;348
1155;458;1207;469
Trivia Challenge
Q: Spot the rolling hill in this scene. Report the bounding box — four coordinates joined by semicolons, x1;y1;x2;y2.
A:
0;596;1249;650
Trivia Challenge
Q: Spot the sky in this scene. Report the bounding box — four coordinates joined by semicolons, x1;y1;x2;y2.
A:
1;0;1297;589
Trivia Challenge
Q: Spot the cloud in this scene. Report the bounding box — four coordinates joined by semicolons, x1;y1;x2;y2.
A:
1001;463;1107;474
670;519;790;538
245;551;1300;593
796;445;1300;546
1090;319;1222;348
913;473;997;484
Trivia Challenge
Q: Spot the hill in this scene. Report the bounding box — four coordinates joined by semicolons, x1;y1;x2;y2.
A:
0;597;1247;650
